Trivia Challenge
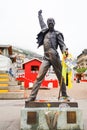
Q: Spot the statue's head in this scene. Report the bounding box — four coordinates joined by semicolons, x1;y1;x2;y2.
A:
47;18;55;30
47;18;55;26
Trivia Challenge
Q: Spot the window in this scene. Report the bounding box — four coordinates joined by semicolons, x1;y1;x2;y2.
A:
31;66;39;73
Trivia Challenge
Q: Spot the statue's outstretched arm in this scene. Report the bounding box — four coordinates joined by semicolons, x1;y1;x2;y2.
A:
57;34;66;53
38;10;47;30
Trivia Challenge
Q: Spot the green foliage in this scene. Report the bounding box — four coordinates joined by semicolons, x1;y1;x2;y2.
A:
76;68;87;73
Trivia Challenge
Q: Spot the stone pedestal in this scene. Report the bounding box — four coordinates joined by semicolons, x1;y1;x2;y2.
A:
21;101;84;130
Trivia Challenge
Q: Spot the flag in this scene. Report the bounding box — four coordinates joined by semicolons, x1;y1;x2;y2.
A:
62;53;73;89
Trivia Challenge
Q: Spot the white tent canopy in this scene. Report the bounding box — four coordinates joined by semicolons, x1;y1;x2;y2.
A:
0;55;12;71
83;70;87;74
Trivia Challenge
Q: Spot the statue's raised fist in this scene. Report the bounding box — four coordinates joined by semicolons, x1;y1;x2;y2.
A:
38;10;42;15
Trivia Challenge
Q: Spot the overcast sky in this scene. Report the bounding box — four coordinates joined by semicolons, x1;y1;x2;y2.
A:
0;0;87;58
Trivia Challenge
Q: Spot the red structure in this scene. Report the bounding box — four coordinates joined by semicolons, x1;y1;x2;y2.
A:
16;58;58;88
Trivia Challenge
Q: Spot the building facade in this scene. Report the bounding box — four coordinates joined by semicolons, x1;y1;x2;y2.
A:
77;49;87;68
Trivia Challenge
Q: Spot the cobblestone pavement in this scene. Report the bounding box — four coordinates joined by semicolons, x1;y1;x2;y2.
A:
0;81;87;130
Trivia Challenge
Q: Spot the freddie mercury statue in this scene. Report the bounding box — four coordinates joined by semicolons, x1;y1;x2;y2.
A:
27;10;69;101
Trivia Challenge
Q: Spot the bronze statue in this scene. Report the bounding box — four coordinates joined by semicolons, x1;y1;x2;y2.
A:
27;10;69;101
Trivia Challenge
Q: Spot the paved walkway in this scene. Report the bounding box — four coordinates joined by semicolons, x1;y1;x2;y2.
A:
0;81;87;130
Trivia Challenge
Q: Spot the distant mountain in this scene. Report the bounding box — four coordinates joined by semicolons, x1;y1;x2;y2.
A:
12;46;43;60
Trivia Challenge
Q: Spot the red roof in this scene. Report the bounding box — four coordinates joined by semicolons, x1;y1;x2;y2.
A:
23;58;42;65
22;58;42;69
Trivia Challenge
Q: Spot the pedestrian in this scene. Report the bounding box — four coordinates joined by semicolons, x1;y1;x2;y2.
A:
27;10;69;101
8;68;14;77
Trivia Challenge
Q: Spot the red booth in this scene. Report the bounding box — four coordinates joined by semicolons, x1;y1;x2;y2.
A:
16;58;58;88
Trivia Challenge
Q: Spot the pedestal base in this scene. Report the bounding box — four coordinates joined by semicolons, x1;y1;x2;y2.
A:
21;101;83;130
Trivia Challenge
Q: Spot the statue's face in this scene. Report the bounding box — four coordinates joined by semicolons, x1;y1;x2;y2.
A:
47;18;55;31
48;23;54;31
